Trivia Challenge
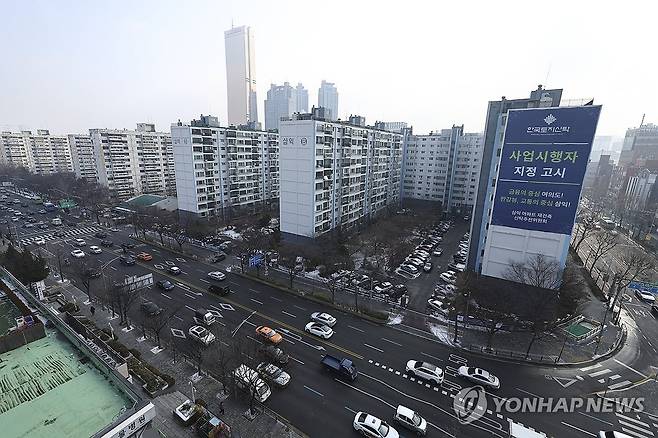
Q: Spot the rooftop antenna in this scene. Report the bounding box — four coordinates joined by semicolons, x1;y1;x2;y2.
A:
640;113;645;127
544;63;552;86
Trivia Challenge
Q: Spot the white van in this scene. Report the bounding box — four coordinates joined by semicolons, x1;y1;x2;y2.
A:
233;364;271;402
51;217;62;226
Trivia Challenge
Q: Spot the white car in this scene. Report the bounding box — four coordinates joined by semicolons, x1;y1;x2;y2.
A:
394;405;427;436
635;290;656;303
423;263;432;273
457;366;501;389
374;282;393;294
432;249;443;257
406;360;444;384
440;271;457;285
207;271;226;281
73;238;86;247
399;264;419;274
70;249;85;258
305;321;334;339
34;237;46;245
427;298;449;315
353;412;399;438
188;325;215;346
256;362;291;387
311;312;336;327
414;250;430;257
406;258;424;267
89;245;102;254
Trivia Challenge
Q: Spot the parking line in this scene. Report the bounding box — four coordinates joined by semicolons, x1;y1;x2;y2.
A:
249;288;261;294
303;385;324;397
270;296;283;302
560;422;596;437
290;356;304;365
184;305;195;311
421;352;443;362
184;293;197;300
293;305;307;311
161;293;172;299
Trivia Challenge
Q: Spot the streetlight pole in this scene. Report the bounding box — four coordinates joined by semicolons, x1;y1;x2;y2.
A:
188;381;196;403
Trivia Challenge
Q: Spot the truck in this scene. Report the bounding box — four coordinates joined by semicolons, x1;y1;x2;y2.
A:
508;419;547;437
321;354;358;381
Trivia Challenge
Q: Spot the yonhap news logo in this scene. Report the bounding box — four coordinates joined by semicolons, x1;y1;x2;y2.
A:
453;386;487;424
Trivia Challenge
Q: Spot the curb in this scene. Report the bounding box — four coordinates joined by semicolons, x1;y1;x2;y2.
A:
232;271;387;325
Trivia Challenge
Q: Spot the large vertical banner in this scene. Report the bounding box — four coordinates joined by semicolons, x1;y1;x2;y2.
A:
490;106;601;234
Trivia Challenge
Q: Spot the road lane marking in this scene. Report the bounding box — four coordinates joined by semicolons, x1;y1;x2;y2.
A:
184;305;195;311
515;388;542;398
161;293;172;299
250;298;263;305
421;352;443;362
578;411;613;426
303;385;323;397
174;316;184;322
249;288;261;294
589;369;612;377
381;337;402;347
560;422;595;436
614;359;648;378
618;420;653;436
344;406;357;414
348;325;364;333
610;374;622;380
270;296;283;302
580;363;602;372
281;310;296;318
290;356;304;365
184;293;197;300
617;413;650;428
293;305;307;311
199;279;210;284
608;380;633;390
177;282;191;290
110;266;117;271
364;343;384;353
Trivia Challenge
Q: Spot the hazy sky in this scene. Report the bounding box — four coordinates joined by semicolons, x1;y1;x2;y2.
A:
1;0;656;137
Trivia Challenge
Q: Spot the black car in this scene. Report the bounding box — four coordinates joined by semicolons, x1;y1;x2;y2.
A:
95;231;108;238
208;284;230;296
140;301;163;316
259;345;289;365
53;230;66;237
121;242;136;249
209;252;226;263
84;267;102;278
156;279;175;291
119;255;136;266
100;239;114;247
390;284;407;299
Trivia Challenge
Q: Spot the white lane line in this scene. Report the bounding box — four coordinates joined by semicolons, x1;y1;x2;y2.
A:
609;374;622;380
579;363;602;372
578;411;613;426
621;427;651;438
290;356;304;365
270;296;283;302
515;388;542;399
617;413;651;428
199;279;210;284
174;316;184;322
249;288;261;294
184;305;195;311
151;248;160;253
110;266;117;271
250;298;263;305
344;406;357;414
348;325;365;333
614;359;648;378
618;421;654;436
364;343;384;353
281;310;296;318
184;293;197;300
293;305;307;311
303;385;324;397
381;337;402;347
560;422;596;437
421;352;443;362
608;380;633;390
177;282;191;290
589;369;612;377
161;293;172;299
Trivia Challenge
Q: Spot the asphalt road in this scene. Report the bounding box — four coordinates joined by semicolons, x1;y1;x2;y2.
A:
4;196;658;437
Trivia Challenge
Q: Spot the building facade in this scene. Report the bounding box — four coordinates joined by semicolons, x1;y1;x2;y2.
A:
91;124;174;200
172;115;279;218
0;130;73;174
264;82;308;131
225;25;258;126
468;85;564;273
619;123;658;166
0;131;32;169
318;80;339;121
625;169;658;212
402;126;483;213
68;134;97;181
279;112;403;238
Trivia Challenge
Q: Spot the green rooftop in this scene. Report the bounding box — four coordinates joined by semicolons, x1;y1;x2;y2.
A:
0;329;131;437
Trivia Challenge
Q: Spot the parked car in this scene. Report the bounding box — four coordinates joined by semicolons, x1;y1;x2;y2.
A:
88;245;102;254
399;264;419;275
353;412;399;438
457;366;501;389
374;282;393;294
188;325;215;346
432;248;443;257
100;239;113;247
209;252;227;263
70;249;85;258
136;252;152;261
427;298;449;315
423;263;432;273
84;267;101;278
73;238;86;247
635;290;656;303
305;321;334;339
311;312;336;327
256;326;282;344
440;271;457;285
405;360;444;384
94;231;108;238
156;279;175;291
394;405;427;436
34;237;46;245
256;362;290;387
259;344;289;365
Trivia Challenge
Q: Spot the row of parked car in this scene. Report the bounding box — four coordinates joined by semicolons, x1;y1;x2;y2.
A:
395;221;452;278
330;270;408;300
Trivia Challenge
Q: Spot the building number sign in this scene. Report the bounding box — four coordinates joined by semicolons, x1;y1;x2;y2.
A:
281;137;308;146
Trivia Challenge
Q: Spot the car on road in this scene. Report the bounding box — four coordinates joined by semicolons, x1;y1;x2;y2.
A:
374;282;393;294
34;237;46;245
311;312;337;327
353;412;399;438
100;239;113;247
136;252;152;261
121;242;136;249
208;284;230;296
394;405;427;436
156;279;175;291
207;271;226;281
168;266;182;275
635;290;656;303
259;344;289;365
70;249;85;258
256;362;290;387
440;271;457;284
188;325;215;346
457;366;501;389
432;248;443;257
88;245;102;254
109;227;120;232
209;252;227;263
140;301;163;317
256;326;282;344
304;321;334;339
423;263;432;273
94;231;108;238
405;360;444;384
73;238;86;247
119;255;136;266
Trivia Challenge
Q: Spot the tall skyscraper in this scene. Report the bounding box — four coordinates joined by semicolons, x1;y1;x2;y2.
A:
619;123;658;165
264;82;309;131
318;80;338;120
296;83;308;113
224;25;258;126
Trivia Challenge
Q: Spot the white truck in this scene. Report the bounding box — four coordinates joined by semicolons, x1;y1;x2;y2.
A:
508;419;547;437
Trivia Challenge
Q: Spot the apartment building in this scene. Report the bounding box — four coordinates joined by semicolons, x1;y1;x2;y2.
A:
279;112;403;238
0;130;72;174
68;134;97;181
91;124;174;200
172;115;279;218
402;126;483;213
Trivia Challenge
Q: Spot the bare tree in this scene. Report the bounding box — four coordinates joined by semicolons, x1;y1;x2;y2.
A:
69;259;100;302
615;249;654;291
584;231;618;275
572;203;604;252
504;254;563;290
146;307;182;348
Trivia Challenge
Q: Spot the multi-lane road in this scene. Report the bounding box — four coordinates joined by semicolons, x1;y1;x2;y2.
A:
4;200;658;437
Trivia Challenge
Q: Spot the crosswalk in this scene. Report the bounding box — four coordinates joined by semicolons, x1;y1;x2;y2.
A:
579;363;633;390
19;226;103;246
615;412;657;438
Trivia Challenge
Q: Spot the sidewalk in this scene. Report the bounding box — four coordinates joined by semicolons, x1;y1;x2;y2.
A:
51;279;305;438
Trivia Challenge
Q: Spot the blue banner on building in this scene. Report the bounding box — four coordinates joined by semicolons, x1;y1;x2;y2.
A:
490;105;601;234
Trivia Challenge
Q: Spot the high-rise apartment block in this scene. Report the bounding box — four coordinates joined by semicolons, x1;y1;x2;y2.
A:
225;26;258;126
0;130;72;174
468;85;563;273
619;123;658;166
318;80;339;120
68;134;97;181
172;115;279;218
279;112;402;238
402;126;483;213
91;124;174;200
264;82;308;131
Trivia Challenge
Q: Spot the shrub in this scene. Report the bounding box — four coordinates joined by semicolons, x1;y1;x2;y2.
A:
195;398;207;408
107;338;131;358
129;348;142;359
161;374;176;388
59;302;80;314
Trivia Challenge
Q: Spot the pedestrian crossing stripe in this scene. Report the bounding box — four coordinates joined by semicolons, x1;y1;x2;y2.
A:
19;226;103;245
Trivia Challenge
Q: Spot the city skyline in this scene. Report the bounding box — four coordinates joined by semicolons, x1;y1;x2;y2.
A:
1;1;655;137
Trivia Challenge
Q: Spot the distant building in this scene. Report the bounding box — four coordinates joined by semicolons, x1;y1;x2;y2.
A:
279;112;402;238
0;130;72;175
264;82;308;131
225;25;258;126
296;83;309;113
318;80;339;121
619;123;658;166
402;126;483;213
625;169;658;212
172;115;279;218
68;134;97;181
375;121;408;134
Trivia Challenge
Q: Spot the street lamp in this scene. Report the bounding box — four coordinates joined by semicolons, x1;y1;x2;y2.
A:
189;381;196;403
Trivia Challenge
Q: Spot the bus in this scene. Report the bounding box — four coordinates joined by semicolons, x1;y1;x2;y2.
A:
43;202;57;212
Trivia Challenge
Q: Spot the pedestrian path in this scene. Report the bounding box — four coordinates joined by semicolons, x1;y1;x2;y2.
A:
579;363;634;390
614;411;657;438
19;225;103;246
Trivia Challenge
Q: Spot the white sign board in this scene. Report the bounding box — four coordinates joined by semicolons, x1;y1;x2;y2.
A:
116;273;153;293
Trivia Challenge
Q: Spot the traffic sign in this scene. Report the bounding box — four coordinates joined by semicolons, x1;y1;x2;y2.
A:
249;254;264;267
629;281;658;294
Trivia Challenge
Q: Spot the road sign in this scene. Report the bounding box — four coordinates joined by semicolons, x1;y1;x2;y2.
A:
249;254;264;267
116;273;153;293
628;281;658;293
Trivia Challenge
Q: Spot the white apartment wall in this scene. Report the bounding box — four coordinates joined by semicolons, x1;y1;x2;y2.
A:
171;125;200;214
68;134;97;180
0;132;31;169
